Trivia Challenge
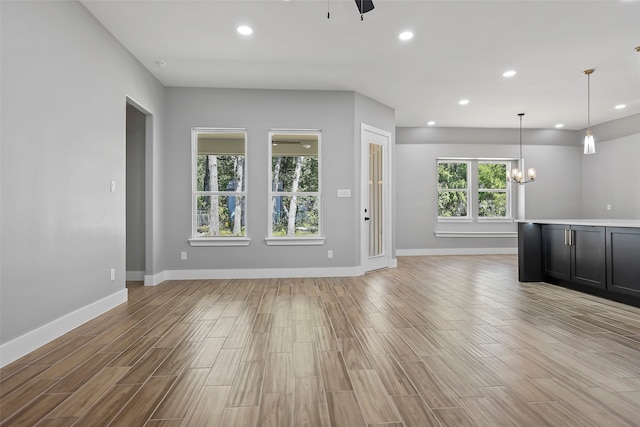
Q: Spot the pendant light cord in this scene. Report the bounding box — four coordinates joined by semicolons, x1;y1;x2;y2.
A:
587;72;591;131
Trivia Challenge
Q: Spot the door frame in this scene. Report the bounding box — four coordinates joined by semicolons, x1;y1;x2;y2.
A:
360;123;393;273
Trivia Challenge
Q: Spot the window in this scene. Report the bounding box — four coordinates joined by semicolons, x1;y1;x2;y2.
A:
437;158;512;221
268;130;323;244
478;161;508;218
437;160;469;218
190;128;248;246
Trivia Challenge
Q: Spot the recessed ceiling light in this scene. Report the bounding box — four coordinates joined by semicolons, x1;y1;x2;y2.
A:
237;25;253;36
154;60;167;69
399;31;414;41
614;104;626;109
555;124;564;128
459;99;470;105
427;121;436;126
502;70;517;77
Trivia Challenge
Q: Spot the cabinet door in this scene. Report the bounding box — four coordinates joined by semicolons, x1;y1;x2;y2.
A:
542;224;570;281
607;227;640;297
571;226;606;289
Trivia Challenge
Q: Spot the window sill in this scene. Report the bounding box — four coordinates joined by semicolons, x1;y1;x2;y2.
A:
437;217;473;223
188;237;251;247
477;218;514;223
265;237;326;246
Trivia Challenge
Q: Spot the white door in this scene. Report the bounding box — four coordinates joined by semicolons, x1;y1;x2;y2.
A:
360;124;392;273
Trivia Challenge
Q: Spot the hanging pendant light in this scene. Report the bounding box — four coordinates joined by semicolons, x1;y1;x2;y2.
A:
506;113;536;185
583;69;596;155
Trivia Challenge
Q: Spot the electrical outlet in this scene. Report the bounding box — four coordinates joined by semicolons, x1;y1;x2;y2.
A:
181;251;187;260
110;268;115;281
328;250;333;259
607;204;612;211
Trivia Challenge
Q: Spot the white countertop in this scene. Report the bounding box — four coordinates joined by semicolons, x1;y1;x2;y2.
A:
516;219;640;227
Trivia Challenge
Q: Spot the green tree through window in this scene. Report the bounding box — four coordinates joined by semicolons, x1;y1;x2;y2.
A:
438;161;468;217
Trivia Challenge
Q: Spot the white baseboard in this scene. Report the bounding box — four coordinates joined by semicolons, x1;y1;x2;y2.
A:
396;248;518;256
0;289;128;368
126;270;145;281
143;265;364;286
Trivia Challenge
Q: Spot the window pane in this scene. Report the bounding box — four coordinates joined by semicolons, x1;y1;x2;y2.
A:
272;156;318;192
197;155;245;192
438;190;467;217
478;163;506;189
271;195;319;236
438;162;467;189
479;192;507;217
196;195;245;236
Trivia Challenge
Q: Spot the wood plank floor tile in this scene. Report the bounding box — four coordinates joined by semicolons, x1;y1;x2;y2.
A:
109;375;176;426
349;369;400;424
0;365;50;399
263;352;292;394
293;342;318;377
188;337;225;368
399;361;460;409
5;255;640;426
325;390;367;427
340;338;373;370
1;392;70;426
293;376;329;427
369;353;416;396
392;394;442;427
205;348;244;386
154;341;201;377
151;367;209;420
182;385;230;426
46;366;129;418
0;378;58;423
116;347;172;384
228;360;266;407
220;405;259;427
71;384;140;425
318;351;352;392
257;392;291;427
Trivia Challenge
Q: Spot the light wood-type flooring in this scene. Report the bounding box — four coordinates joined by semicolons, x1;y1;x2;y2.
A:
3;255;640;426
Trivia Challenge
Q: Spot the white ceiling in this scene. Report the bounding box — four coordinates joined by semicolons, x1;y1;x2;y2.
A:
81;0;640;129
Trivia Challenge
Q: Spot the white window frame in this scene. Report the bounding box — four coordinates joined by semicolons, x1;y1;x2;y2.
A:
437;157;515;223
477;160;512;221
437;159;471;222
265;129;325;246
188;127;250;247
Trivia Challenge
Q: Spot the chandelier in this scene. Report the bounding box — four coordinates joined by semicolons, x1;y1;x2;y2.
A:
506;113;536;185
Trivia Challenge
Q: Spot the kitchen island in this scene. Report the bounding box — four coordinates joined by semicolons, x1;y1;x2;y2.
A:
517;219;640;306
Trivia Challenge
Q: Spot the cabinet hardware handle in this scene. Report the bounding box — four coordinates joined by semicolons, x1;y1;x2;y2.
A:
564;229;569;245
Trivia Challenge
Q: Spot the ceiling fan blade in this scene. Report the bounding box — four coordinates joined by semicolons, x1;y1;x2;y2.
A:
354;0;374;14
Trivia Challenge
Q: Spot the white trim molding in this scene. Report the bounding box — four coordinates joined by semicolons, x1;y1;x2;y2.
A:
188;237;251;247
397;248;518;256
0;289;127;368
265;237;326;246
434;231;517;238
144;265;364;285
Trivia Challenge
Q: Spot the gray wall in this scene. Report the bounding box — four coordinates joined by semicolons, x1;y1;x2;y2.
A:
582;114;640;219
162;88;393;271
395;127;583;251
0;1;165;345
126;105;146;274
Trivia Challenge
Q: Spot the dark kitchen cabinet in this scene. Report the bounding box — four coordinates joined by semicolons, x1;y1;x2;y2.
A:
542;224;606;289
606;227;640;297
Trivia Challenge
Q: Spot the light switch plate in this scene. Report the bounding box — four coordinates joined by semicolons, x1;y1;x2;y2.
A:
337;189;351;198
